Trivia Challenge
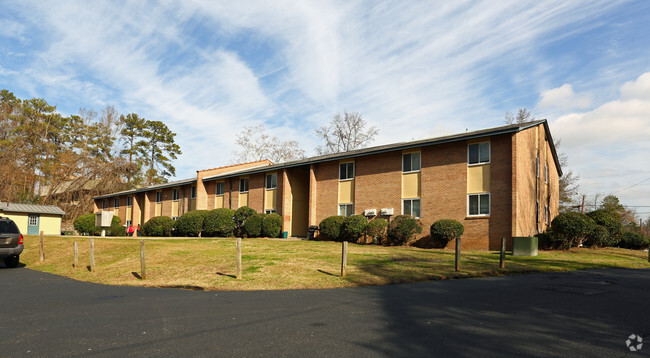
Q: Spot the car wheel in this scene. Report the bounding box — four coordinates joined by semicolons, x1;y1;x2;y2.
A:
4;255;19;268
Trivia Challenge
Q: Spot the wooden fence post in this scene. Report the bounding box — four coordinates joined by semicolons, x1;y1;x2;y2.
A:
73;241;78;268
140;240;147;279
341;241;348;277
89;238;95;272
236;237;242;279
500;237;506;269
455;237;461;272
39;231;44;263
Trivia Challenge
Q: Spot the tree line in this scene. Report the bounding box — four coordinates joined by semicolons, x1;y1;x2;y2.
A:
0;89;180;220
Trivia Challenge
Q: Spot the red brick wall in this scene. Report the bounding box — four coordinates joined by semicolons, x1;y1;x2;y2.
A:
354;151;402;218
248;173;265;212
314;161;339;223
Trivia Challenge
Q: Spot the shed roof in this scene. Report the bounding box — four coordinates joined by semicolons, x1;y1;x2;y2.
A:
0;202;66;216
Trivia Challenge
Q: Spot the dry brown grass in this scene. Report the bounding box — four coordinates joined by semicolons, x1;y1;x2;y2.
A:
19;235;650;291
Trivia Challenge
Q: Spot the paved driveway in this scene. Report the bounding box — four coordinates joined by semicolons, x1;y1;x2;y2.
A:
1;266;649;357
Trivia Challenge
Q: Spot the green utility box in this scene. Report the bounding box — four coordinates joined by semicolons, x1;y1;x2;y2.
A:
282;231;288;239
512;236;538;256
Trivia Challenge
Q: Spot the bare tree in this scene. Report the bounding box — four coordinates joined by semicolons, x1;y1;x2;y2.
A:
315;111;378;155
232;124;305;164
505;108;535;124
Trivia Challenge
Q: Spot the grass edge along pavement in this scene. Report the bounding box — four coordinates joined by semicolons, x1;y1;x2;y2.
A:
17;235;650;291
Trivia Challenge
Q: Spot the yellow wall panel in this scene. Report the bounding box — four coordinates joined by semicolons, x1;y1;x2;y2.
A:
2;213;28;234
215;196;224;209
239;192;249;208
401;172;421;198
467;164;491;193
155;203;161;216
126;207;132;221
338;179;354;203
190;198;196;211
171;201;178;217
39;215;62;235
265;189;276;210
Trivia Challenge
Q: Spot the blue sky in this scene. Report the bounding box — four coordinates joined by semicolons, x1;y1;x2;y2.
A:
1;1;650;213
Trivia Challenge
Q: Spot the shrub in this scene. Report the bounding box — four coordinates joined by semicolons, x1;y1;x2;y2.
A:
583;225;610;248
550;212;596;249
142;216;174;237
203;208;236;237
175;210;207;237
586;209;623;244
342;215;368;243
387;215;422;246
234;206;256;235
364;218;388;243
262;213;282;238
430;219;464;248
243;213;265;238
319;216;346;241
73;213;100;236
107;216;126;236
620;232;650;250
536;232;556;250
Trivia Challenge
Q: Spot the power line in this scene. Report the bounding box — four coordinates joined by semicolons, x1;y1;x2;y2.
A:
614;177;650;194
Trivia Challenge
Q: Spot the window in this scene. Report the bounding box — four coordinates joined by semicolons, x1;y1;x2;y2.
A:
339;162;354;180
215;182;224;196
402;199;421;218
28;215;38;226
545;164;549;184
266;173;277;189
172;189;180;201
114;198;119;208
155;192;162;203
102;200;107;210
402;152;421;172
239;178;249;192
265;209;277;214
468;193;490;216
126;220;132;227
172;216;178;221
339;204;354;217
191;186;197;199
468;142;490;164
126;196;133;207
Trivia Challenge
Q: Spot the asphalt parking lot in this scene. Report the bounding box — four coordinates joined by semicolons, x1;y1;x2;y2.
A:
2;266;649;357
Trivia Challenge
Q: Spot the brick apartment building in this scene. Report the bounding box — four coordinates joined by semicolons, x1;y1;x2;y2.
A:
94;120;561;250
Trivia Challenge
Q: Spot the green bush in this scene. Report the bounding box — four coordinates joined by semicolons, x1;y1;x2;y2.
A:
243;213;265;238
107;216;126;236
550;212;596;249
319;216;346;241
364;218;388;243
203;208;236;237
175;210;207;237
536;232;556;250
583;225;610;248
430;219;464;248
387;215;422;246
586;209;623;244
620;232;650;250
342;215;368;243
234;206;256;235
73;213;100;236
142;216;174;237
262;213;282;238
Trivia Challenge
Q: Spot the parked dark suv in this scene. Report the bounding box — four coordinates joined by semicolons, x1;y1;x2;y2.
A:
0;216;23;268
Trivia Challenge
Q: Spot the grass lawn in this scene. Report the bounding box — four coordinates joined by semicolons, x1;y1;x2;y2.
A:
19;235;650;291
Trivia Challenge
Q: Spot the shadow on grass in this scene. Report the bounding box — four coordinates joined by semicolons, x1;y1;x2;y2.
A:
217;272;236;278
132;272;142;280
317;269;337;276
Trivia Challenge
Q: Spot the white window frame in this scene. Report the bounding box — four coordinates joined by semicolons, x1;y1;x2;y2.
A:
215;182;225;196
338;203;354;217
402;198;421;218
102;200;107;210
467;141;490;165
172;216;178;221
126;220;132;227
155;191;162;203
467;193;490;216
402;152;421;173
126;196;133;207
191;186;197;199
172;189;180;201
114;198;119;208
266;173;277;190
339;162;354;181
28;215;38;226
239;178;249;193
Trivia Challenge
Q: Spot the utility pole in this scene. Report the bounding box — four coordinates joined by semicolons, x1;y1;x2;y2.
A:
581;195;585;214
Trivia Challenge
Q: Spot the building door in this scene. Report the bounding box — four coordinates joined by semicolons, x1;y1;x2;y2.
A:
27;214;40;235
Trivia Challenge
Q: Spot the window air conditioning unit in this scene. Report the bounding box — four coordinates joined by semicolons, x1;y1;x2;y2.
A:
380;208;394;216
364;209;377;217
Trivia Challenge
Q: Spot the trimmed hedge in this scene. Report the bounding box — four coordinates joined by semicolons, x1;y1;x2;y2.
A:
244;213;265;238
175;210;207;237
234;206;256;235
586;209;623;245
262;213;282;238
319;216;346;241
203;208;236;237
620;232;650;250
73;213;100;236
142;216;174;237
364;218;388;243
107;216;126;236
550;212;595;249
430;219;464;248
342;215;368;243
583;225;610;248
387;215;422;246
